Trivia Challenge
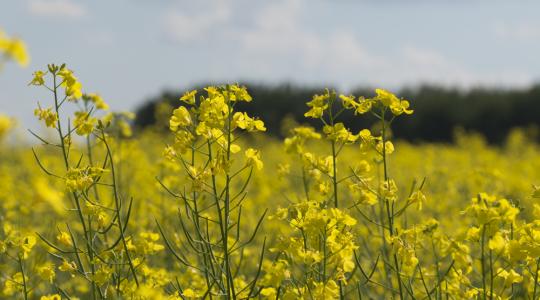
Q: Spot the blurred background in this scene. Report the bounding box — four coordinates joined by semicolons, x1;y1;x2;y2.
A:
1;0;540;143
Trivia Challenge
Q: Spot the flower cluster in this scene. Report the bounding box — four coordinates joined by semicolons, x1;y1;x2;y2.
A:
0;29;29;67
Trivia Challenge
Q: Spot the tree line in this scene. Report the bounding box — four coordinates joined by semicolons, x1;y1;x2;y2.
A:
134;83;540;143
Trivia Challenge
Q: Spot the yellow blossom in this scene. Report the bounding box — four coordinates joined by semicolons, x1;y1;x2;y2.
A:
245;148;263;170
57;231;72;247
169;106;192;131
180;89;197;104
34;106;58;128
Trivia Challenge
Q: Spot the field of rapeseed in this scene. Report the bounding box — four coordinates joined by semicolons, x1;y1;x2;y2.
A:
3;30;540;300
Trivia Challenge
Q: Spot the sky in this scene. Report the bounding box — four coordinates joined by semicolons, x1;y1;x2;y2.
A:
1;0;540;129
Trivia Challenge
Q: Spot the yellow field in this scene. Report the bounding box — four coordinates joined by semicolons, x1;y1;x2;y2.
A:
1;63;540;300
1;36;540;299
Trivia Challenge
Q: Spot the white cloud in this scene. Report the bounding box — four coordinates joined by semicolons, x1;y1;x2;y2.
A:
392;46;475;85
493;22;540;40
254;0;302;31
163;0;231;42
237;1;534;90
159;0;535;89
234;0;386;82
377;46;533;88
28;0;86;18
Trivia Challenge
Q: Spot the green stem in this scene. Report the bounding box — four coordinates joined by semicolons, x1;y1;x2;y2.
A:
302;168;310;201
87;134;100;202
489;249;493;300
52;73;97;292
533;258;540;300
331;139;338;209
224;96;236;299
88;217;97;300
381;109;404;299
191;146;214;298
481;225;486;300
101;130;139;287
17;256;28;300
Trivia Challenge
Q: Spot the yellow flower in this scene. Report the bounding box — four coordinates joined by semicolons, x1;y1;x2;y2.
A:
233;112;266;132
488;233;506;252
29;70;46;86
34;106;58;128
34;178;64;214
408;190;426;210
312;280;339;299
323;123;358;143
0;114;14;139
134;283;169;299
354;189;378;205
380;179;398;202
465;226;481;241
3;272;23;296
84;93;109;110
171;130;194;154
260;287;277;298
390;99;413;115
182;288;200;299
97;212;108;228
305;89;331;119
169;106;192;131
73;111;97;136
137;231;165;254
506;240;527;262
376;140;394;155
374;88;399;106
245;148;263;170
58;67;83;99
180;89;197;105
304;106;325;119
0;30;30;67
339;94;358;110
58;260;77;272
343;259;355;273
37;263;56;283
293;126;321;139
92;266;112;285
65;167;106;192
372;88;413;116
400;248;419;275
57;231;72;247
497;268;523;286
20;235;36;259
359;128;376;152
228;84;252;102
40;295;61;300
355;97;375;114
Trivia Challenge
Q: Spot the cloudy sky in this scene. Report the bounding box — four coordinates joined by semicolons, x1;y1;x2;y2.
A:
1;0;540;127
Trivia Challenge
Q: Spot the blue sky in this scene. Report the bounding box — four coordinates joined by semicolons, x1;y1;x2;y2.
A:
1;0;540;128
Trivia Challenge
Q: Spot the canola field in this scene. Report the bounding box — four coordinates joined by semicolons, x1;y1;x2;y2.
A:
2;32;540;300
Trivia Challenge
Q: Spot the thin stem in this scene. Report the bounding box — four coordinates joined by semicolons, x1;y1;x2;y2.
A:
380;108;404;299
208;141;228;295
489;248;494;300
100;130;139;287
533;258;540;300
224;95;236;299
331;139;338;209
52;73;99;293
17;256;28;300
481;225;487;300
